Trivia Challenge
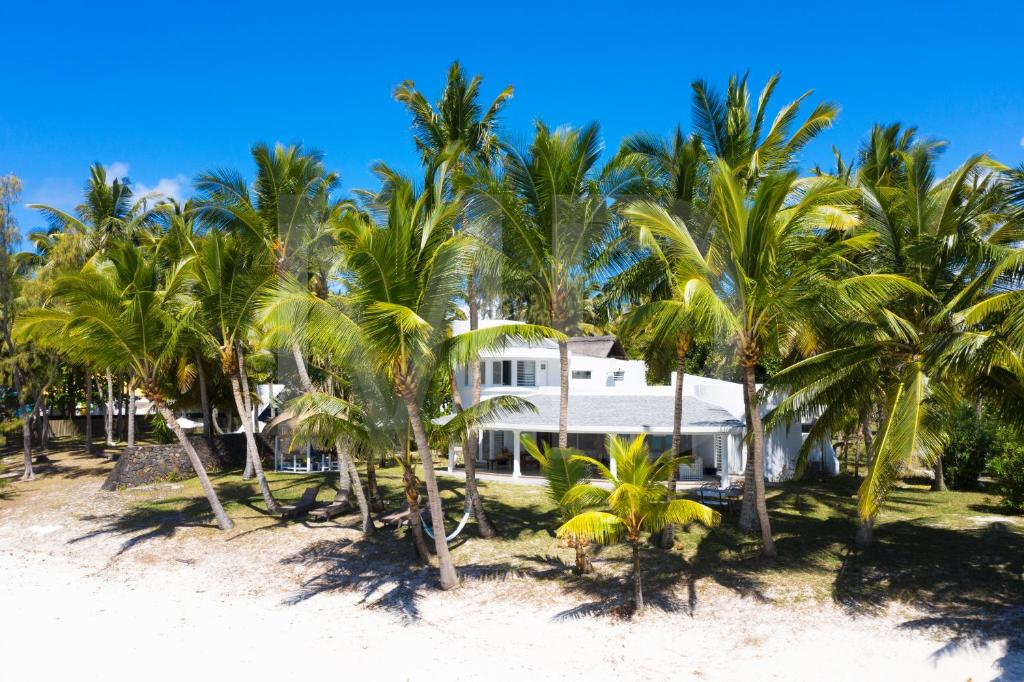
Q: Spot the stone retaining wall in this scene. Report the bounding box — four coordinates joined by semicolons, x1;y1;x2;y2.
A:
101;437;230;490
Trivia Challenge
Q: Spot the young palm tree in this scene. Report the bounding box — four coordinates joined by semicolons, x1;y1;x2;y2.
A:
18;242;233;529
557;434;719;611
521;438;594;574
472;122;626;447
394;61;513;538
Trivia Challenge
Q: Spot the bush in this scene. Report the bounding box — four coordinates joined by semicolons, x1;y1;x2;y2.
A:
987;430;1024;513
940;403;998;490
149;412;175;444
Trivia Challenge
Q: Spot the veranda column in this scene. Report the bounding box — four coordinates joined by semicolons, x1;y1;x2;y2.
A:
719;433;730;488
447;442;456;473
512;431;521;478
609;441;617;478
477;430;484;464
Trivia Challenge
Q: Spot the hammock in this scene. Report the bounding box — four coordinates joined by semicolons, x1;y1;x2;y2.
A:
421;501;474;542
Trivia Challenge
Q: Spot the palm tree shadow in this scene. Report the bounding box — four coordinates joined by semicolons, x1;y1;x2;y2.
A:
833;521;1024;680
281;535;435;623
69;499;219;556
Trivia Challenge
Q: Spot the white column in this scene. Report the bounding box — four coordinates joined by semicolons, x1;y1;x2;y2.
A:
447;442;456;472
609;440;617;478
719;433;730;488
477;430;485;463
306;443;312;473
513;431;521;478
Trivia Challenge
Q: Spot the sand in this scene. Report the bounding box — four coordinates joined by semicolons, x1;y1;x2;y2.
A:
0;450;1018;682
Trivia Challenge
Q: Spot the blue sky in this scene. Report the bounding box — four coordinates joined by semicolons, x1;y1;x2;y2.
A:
4;1;1023;235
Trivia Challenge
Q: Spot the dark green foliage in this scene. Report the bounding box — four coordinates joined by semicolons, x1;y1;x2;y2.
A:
941;402;999;490
987;429;1024;512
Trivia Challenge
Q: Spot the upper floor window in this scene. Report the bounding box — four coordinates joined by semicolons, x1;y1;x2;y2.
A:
516;360;536;387
571;370;592;380
492;360;512;386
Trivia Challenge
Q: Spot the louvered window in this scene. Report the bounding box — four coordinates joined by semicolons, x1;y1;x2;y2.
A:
516;360;536;386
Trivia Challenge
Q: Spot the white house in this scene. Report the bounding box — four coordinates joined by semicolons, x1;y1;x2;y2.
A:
448;317;837;487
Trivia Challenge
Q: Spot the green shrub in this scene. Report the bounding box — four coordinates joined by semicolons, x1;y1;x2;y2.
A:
940;402;998;490
987;431;1024;513
149;412;175;444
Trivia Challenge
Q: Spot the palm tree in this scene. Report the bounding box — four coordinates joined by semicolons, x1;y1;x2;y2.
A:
557;434;719;611
471;122;625;447
690;72;838;190
194;142;342;392
18;242;233;529
394;60;513;539
613;128;713;546
191;228;281;513
262;167;559;588
768;131;1019;545
521;438;594;573
29;163;161;450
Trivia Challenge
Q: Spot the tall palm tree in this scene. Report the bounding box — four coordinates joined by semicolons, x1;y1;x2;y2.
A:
263;167;559;588
394;61;513;538
613;128;712;546
472;122;626;447
18;242;233;529
691;72;839;189
194;142;343;392
29;163;160;450
557;434;719;611
769;132;1019;545
191;229;281;513
625;159;905;556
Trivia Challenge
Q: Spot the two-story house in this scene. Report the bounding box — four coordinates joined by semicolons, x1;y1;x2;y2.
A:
448;317;837;487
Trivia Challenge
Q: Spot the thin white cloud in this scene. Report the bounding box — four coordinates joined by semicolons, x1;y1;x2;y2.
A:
133;174;190;205
106;161;130;182
1019;135;1024;148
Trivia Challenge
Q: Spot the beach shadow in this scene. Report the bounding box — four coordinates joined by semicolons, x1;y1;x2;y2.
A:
69;498;220;556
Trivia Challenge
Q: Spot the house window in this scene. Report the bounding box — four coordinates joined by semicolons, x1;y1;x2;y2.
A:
492;360;511;386
571;370;592;380
714;434;724;469
612;370;625;381
516;360;536;386
480;361;487;385
463;364;469;386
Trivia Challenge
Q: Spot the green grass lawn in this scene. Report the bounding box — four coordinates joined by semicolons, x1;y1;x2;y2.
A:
132;461;1024;621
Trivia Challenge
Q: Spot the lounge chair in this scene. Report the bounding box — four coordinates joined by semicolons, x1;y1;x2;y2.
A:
279;485;322;519
308;490;352;522
379;501;412;527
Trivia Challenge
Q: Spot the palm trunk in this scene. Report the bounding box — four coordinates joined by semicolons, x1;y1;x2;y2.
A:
573;539;593;574
153;400;233;530
738;361;776;557
931;456;947;492
661;342;688;548
105;369;115;446
195;355;213;448
84;370;93;454
345;448;373;534
335;440;352;502
20;395;34;481
632;541;644;612
400;383;458;590
229;347;280;514
127;379;137;447
859;416;872;479
366;455;382;512
292;342;314;393
557;339;569;448
400;448;432;561
451;363;496;537
39;395;50;451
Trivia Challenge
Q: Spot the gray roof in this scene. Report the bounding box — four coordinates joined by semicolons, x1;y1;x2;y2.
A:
567;335;627;359
473;393;743;432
